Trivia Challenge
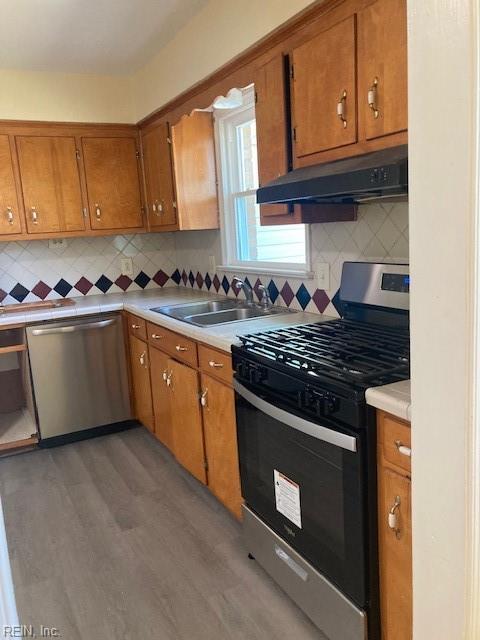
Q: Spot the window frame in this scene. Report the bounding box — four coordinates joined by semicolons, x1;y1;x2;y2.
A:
214;87;311;277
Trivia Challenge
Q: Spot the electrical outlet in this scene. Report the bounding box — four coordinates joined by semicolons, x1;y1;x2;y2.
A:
208;255;216;274
120;257;134;277
49;238;67;250
315;262;330;290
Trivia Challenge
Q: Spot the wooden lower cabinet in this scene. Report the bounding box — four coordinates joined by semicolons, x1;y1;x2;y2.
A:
377;411;412;640
149;347;172;450
168;358;207;485
129;335;154;432
200;373;242;519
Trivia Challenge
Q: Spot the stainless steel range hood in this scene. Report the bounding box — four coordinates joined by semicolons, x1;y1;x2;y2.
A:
256;145;408;206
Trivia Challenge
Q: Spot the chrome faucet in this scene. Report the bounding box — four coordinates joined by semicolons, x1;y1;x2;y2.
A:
258;285;273;310
233;278;254;305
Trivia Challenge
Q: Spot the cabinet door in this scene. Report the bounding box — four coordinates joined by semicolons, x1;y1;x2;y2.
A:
82;137;143;230
168;358;206;484
142;124;178;230
149;346;172;449
171;111;219;230
358;0;407;140
129;335;154;432
0;136;22;235
16;136;85;234
255;55;292;223
201;374;242;519
292;15;357;159
379;467;412;640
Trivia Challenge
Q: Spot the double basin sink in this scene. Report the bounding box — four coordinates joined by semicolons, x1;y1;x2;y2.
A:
151;298;296;327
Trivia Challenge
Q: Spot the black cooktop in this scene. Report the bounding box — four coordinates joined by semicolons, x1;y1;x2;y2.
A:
237;319;410;388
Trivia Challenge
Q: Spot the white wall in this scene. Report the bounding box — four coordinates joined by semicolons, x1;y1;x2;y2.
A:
408;1;478;638
132;0;315;120
0;69;135;123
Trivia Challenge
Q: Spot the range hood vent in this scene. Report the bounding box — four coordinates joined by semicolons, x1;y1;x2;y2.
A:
257;145;408;206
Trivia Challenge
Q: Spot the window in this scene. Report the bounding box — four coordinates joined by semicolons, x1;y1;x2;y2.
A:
215;87;309;275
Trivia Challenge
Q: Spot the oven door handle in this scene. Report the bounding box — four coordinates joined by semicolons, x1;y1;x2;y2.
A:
233;379;357;453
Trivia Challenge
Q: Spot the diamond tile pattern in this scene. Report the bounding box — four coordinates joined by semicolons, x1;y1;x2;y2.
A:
54;279;73;297
280;282;294;306
115;275;132;291
31;281;52;300
134;271;151;289
10;283;29;302
95;275;113;293
153;270;169;287
75;277;93;295
295;283;311;310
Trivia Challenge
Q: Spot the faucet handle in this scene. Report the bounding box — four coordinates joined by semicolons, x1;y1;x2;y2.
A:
258;284;273;309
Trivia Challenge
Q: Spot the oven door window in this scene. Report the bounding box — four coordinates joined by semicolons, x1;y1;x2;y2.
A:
236;389;366;607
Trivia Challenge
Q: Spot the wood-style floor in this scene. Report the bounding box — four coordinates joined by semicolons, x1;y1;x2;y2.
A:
0;427;324;639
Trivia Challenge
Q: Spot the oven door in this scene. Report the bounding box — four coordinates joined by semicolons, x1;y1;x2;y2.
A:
234;378;367;608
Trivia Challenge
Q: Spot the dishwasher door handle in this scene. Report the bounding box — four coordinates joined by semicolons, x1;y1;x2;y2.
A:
31;318;116;336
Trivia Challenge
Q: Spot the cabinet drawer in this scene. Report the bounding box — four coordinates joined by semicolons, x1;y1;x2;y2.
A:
128;314;147;341
198;344;233;385
381;412;411;473
146;322;197;367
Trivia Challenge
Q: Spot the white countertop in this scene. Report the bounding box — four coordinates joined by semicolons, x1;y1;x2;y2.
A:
365;380;411;422
0;287;331;352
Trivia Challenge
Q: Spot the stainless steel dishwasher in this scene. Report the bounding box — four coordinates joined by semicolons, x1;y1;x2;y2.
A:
27;314;132;445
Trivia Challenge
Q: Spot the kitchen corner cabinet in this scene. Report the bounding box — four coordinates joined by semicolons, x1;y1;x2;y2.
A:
128;329;154;433
170;111;219;230
128;316;242;519
377;410;412;640
82;136;144;231
141;123;178;231
0;136;22;235
16;135;85;234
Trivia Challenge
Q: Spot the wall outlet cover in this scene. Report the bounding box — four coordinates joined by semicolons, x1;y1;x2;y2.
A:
315;262;330;290
120;257;134;277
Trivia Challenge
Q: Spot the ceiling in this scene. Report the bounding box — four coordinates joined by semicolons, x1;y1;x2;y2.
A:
0;0;209;75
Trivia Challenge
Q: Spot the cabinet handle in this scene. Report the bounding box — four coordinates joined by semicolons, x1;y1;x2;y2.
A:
388;495;402;539
200;389;208;407
163;369;172;386
151;333;164;340
336;90;348;128
394;440;411;457
95;204;101;219
131;323;141;330
175;345;188;352
139;351;147;367
6;207;14;225
152;202;157;213
368;77;379;119
208;360;224;369
31;207;38;224
154;200;164;214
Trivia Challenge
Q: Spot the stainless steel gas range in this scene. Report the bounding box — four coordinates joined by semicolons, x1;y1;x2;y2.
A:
232;262;410;640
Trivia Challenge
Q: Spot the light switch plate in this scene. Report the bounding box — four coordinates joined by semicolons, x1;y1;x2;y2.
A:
315;262;330;290
49;238;67;250
120;257;134;277
208;255;216;274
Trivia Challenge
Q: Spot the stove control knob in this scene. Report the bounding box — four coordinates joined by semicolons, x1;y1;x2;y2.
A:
324;395;339;415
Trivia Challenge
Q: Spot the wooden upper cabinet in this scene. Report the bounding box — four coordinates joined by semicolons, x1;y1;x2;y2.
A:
168;358;207;484
255;55;291;223
82;136;144;231
171;111;219;230
292;15;357;161
0;136;22;236
141;123;178;231
358;0;408;141
16;135;85;234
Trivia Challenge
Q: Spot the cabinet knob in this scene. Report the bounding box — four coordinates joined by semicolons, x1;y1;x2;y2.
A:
95;204;101;219
175;344;188;352
336;90;348;128
152;202;157;213
139;351;147;367
31;207;38;224
6;207;14;225
200;389;208;407
151;333;164;340
131;324;141;330
388;495;402;539
154;200;164;214
208;360;224;369
368;77;380;119
394;439;411;457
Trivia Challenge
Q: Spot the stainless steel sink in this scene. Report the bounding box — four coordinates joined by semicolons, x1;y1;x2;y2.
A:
150;299;296;327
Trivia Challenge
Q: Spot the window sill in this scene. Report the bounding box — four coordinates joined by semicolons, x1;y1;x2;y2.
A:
217;264;315;280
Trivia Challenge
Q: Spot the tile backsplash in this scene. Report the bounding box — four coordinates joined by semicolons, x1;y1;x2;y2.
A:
0;202;408;317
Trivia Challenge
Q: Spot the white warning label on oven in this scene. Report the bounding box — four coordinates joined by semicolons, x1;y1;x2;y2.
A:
274;470;302;529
